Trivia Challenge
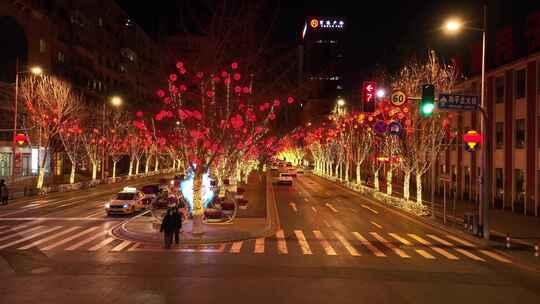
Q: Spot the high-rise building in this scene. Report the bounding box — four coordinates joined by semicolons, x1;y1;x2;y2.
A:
298;17;346;124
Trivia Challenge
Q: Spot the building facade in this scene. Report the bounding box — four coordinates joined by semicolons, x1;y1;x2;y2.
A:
0;0;165;180
441;10;540;216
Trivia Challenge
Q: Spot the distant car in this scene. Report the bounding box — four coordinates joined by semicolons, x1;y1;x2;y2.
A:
141;184;160;206
288;169;297;177
297;168;304;174
278;173;293;185
105;187;145;215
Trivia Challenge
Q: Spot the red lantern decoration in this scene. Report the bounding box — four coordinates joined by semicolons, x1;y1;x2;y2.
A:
14;133;26;145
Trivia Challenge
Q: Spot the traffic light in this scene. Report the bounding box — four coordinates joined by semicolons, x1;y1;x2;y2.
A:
420;84;435;116
362;81;377;113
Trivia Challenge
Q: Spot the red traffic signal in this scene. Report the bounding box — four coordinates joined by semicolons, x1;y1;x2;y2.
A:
362;81;377;113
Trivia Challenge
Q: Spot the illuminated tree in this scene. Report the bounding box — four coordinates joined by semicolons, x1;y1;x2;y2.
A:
19;75;80;189
59;121;83;184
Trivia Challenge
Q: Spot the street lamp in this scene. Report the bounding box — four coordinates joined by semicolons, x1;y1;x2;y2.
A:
443;5;490;240
11;62;43;183
337;98;346;107
102;96;123;179
376;89;386;98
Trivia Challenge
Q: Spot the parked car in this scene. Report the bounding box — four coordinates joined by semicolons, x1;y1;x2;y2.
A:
105;187;145;215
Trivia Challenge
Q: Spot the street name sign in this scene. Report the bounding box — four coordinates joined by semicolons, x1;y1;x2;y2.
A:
438;93;479;111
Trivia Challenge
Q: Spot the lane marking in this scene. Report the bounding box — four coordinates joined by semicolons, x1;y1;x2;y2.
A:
0;226;62;250
294;230;312;255
389;233;435;259
88;237;116;251
18;226;80;250
254;238;265;253
361;204;379;214
407;234;459;260
41;226;101;251
353;232;386;257
313;230;337;255
276;230;288;254
65;231;108;251
370;221;383;229
230;241;243;253
84;210;105;218
370;232;410;258
111;240;133;252
334;232;360;256
311;206;318;213
176;244;225;253
0;225;44;242
325;203;338;213
289;202;298;212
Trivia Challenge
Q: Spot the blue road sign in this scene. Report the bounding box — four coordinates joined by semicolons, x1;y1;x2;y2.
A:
438;93;479;111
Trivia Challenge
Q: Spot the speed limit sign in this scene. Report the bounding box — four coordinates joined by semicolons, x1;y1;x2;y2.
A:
391;90;407;106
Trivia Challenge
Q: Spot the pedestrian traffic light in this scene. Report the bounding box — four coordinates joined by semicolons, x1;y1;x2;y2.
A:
362;81;377;113
420;84;435;116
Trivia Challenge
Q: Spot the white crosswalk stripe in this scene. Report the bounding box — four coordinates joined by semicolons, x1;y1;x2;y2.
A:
18;226;81;250
88;237;116;251
353;232;386;257
276;230;288;254
230;241;243;253
441;234;510;263
111;240;132;252
389;233;435;259
0;225;44;242
334;232;360;256
313;230;337;255
427;234;485;262
294;230;312;255
370;232;410;258
0;220;43;236
254;238;265;253
65;231;108;251
0;226;62;250
41;226;102;251
408;234;459;260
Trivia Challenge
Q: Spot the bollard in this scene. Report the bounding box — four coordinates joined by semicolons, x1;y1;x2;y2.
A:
505;235;511;249
535;244;539;257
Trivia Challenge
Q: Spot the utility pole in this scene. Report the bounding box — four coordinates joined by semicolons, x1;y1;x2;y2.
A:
11;58;19;184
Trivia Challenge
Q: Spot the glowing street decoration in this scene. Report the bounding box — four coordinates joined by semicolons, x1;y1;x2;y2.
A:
180;169;215;212
463;130;482;152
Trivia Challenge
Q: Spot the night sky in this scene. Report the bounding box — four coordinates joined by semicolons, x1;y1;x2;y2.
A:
117;1;540;83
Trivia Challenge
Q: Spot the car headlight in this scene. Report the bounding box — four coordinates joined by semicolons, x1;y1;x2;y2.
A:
105;203;110;208
123;204;129;208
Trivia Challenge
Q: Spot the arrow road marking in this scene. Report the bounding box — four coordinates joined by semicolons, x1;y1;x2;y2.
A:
289;202;298;212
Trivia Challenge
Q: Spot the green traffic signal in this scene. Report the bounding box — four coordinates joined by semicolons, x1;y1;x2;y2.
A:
420;84;435;117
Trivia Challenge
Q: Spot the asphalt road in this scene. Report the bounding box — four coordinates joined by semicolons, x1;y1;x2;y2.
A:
0;172;539;304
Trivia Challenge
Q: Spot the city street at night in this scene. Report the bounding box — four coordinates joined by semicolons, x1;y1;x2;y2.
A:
2;1;540;303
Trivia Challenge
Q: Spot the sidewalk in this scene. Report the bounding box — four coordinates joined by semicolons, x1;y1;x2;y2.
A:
112;170;278;245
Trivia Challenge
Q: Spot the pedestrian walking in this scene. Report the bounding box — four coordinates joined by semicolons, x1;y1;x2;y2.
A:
160;208;175;249
0;179;8;205
172;207;182;244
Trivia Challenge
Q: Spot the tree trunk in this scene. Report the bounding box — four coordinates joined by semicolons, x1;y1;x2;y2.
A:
334;163;339;178
403;171;411;201
356;162;362;185
345;160;350;182
416;173;423;205
135;159;140;175
36;167;46;189
128;159;133;176
112;161;118;179
386;169;393;196
374;170;379;191
145;157;150;174
191;170;204;235
91;163;98;180
69;163;76;184
172;159;176;171
154;157;159;172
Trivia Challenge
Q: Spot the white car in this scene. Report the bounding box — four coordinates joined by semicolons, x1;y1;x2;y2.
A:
278;173;293;185
105;187;146;215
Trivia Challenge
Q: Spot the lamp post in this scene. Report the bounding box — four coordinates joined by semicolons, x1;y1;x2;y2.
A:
11;59;43;184
101;96;123;180
444;4;490;239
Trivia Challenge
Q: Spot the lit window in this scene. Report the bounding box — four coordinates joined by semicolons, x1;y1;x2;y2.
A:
39;39;46;53
515;119;525;149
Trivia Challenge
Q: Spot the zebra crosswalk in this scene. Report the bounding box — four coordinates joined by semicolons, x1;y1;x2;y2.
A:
0;222;513;264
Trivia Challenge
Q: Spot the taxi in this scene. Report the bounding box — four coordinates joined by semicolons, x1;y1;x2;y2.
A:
105;187;145;215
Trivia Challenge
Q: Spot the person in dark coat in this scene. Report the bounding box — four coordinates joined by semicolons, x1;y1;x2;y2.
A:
172;207;182;244
160;209;175;248
0;179;8;205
